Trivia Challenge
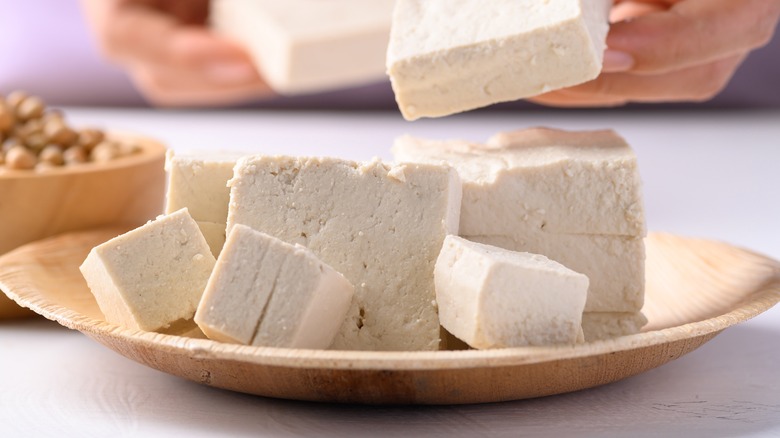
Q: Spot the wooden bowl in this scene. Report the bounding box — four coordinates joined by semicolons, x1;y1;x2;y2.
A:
0;134;166;318
0;229;777;404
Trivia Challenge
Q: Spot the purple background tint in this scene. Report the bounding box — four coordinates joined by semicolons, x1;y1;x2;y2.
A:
0;0;778;108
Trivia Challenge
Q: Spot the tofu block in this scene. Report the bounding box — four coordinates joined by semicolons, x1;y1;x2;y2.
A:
79;209;216;331
435;236;588;348
196;221;227;258
165;150;243;224
211;0;396;94
466;234;644;312
227;156;461;351
387;0;612;120
582;312;648;341
195;224;354;349
393;128;645;237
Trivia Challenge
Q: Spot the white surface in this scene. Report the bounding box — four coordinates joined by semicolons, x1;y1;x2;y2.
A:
1;108;779;437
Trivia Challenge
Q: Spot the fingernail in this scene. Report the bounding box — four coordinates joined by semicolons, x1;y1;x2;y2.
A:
602;50;635;73
205;62;258;84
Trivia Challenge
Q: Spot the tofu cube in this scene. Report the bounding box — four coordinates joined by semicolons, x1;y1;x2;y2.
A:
467;233;644;312
387;0;612;119
211;0;396;94
165;151;243;224
227;156;461;351
79;209;216;331
195;224;354;349
435;236;588;348
165;151;244;256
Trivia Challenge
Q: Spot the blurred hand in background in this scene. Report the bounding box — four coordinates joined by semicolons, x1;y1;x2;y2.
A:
532;0;780;107
80;0;272;107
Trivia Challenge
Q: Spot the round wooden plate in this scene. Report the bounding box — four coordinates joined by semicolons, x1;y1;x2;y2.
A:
0;229;778;405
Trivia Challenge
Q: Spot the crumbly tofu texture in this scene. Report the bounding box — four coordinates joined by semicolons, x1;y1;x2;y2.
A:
195;224;354;349
582;312;648;341
435;236;588;348
227;156;462;351
387;0;612;120
211;0;395;94
165;150;243;224
79;209;216;332
393;128;645;237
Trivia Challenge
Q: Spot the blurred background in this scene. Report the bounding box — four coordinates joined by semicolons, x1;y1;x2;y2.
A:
1;0;778;110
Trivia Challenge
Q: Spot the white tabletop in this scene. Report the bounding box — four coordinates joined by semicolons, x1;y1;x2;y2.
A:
2;108;779;437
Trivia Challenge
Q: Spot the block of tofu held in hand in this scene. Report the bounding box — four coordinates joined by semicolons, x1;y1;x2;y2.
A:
387;0;613;120
211;0;396;94
79;209;216;332
195;224;354;349
435;236;588;349
227;156;461;351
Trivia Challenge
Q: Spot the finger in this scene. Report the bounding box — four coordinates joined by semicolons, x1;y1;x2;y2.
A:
607;0;780;74
101;3;248;68
610;1;667;23
130;67;274;107
558;55;746;103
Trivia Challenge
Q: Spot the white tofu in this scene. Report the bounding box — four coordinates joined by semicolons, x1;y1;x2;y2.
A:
211;0;396;94
435;236;588;348
165;151;244;224
195;224;354;349
582;312;647;341
466;234;644;312
79;209;216;332
393;128;646;313
227;156;461;351
393;128;645;237
387;0;612;120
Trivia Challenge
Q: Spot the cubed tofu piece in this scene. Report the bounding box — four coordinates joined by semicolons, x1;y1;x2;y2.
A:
466;234;644;312
195;224;354;349
211;0;396;94
227;156;461;351
435;236;588;348
79;209;216;331
582;312;648;341
165;150;243;224
387;0;612;119
393;128;645;237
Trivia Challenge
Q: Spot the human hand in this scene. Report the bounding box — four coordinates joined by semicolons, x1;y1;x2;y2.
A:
80;0;272;107
530;0;780;107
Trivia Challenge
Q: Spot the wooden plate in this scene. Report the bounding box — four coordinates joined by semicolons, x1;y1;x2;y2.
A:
0;228;778;405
